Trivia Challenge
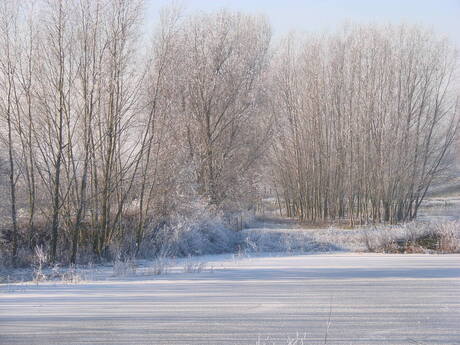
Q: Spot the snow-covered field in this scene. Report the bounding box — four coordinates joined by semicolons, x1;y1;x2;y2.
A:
1;253;459;345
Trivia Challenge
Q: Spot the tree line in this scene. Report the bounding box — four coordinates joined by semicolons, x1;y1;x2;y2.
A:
0;0;458;265
270;26;459;225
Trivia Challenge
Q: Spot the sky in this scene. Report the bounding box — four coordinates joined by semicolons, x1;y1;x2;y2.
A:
145;0;460;48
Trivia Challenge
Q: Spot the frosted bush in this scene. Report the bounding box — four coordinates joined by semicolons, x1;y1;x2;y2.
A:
33;246;47;283
243;229;340;254
243;220;460;254
48;264;83;284
144;198;242;258
256;333;309;345
112;257;137;277
434;221;460;253
182;259;207;273
145;257;171;276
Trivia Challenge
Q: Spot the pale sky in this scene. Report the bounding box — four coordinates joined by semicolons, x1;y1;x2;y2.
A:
145;0;460;48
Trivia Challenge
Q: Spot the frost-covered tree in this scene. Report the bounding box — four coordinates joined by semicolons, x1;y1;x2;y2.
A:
271;25;459;224
170;10;272;207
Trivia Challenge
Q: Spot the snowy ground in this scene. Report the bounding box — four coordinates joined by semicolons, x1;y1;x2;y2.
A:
1;253;460;345
240;196;460;255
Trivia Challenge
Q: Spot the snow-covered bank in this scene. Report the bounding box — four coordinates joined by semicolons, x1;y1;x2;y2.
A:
1;253;459;345
243;218;460;254
2;217;460;285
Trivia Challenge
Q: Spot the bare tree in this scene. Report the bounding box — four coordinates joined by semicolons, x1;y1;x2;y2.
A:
172;10;272;207
0;0;20;262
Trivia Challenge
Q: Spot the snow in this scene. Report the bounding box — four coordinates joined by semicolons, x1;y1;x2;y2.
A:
1;253;460;344
242;213;460;254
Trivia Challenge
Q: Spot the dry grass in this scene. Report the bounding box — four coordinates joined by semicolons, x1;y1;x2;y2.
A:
112;257;137;277
362;221;460;254
182;260;207;273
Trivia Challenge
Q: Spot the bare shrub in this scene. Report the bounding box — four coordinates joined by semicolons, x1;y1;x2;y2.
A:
61;268;83;284
32;246;47;283
435;222;460;253
243;229;339;254
183;260;207;273
145;258;171;276
49;264;83;284
112;257;137;277
256;332;309;345
362;229;377;252
141;200;241;258
362;228;395;253
360;221;460;254
245;220;460;255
